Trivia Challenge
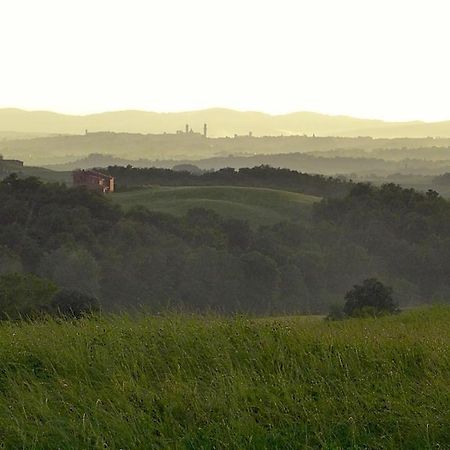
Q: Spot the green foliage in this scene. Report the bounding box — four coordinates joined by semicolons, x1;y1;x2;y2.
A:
343;278;398;317
315;182;450;302
50;289;99;317
0;273;58;319
0;246;22;275
326;302;346;321
1;175;450;316
0;307;448;448
0;271;99;320
108;165;351;198
39;246;100;296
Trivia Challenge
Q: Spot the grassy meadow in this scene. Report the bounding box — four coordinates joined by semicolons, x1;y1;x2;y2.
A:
112;186;320;226
0;307;448;449
13;166;73;185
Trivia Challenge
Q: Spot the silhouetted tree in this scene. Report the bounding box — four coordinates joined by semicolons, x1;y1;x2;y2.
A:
343;278;398;317
50;289;99;317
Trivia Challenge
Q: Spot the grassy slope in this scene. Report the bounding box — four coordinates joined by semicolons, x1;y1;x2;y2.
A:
0;307;448;449
112;186;320;226
0;165;72;184
19;166;72;184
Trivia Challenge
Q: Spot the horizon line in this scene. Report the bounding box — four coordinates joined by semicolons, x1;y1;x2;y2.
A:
0;106;443;125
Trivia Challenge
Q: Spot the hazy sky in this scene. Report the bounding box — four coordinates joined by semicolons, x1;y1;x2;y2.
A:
1;0;449;121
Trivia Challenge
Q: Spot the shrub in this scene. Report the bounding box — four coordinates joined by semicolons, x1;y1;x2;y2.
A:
343;278;398;317
0;273;58;320
50;289;100;318
326;302;346;320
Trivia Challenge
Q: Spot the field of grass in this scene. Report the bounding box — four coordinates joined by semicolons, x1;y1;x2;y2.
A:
0;307;448;449
3;166;73;184
112;186;320;226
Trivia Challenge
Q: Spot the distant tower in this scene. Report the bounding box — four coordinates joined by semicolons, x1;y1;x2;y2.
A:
85;129;88;135
203;123;207;138
249;131;253;137
185;124;189;134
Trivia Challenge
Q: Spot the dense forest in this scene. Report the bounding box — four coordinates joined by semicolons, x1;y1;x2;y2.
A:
1;168;449;316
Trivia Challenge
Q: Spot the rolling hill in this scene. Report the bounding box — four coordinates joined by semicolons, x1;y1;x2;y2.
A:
3;107;450;138
0;162;72;184
5;132;450;167
112;186;320;226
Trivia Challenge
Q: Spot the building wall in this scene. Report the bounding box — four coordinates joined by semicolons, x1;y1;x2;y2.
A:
0;159;24;170
73;170;114;193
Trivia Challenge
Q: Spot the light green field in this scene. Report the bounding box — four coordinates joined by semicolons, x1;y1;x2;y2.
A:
21;166;73;184
0;307;448;449
0;166;72;184
112;186;320;226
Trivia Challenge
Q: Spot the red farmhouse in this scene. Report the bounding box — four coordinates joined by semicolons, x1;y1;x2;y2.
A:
72;169;115;193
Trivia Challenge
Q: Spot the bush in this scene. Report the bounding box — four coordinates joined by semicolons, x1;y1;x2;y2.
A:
0;273;58;320
326;302;346;320
343;278;398;317
50;289;100;318
0;273;99;320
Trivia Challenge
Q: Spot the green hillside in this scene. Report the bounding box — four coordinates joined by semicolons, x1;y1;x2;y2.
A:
112;186;320;226
20;166;72;184
0;307;448;449
0;165;72;184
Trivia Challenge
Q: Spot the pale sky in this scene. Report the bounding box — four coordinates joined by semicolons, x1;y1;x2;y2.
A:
1;0;449;121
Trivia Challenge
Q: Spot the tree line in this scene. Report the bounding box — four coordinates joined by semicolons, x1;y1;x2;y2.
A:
106;165;352;198
0;171;449;318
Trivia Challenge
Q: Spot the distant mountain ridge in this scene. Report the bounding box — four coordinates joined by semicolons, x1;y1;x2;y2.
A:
2;108;450;138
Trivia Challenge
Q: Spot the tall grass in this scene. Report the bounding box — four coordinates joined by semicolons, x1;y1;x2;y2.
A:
0;307;448;449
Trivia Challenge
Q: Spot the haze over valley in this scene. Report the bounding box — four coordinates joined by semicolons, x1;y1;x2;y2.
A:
1;0;450;447
3;110;450;198
4;107;450;138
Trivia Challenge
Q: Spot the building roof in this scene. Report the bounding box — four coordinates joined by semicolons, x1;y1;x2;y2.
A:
74;169;114;179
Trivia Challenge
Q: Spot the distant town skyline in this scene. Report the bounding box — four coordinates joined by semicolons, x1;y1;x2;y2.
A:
1;0;450;122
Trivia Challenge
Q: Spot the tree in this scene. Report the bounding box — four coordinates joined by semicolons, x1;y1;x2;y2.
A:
0;273;58;320
343;278;398;317
241;251;280;312
0;247;22;275
38;246;100;296
50;289;99;317
222;218;251;250
326;302;346;321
